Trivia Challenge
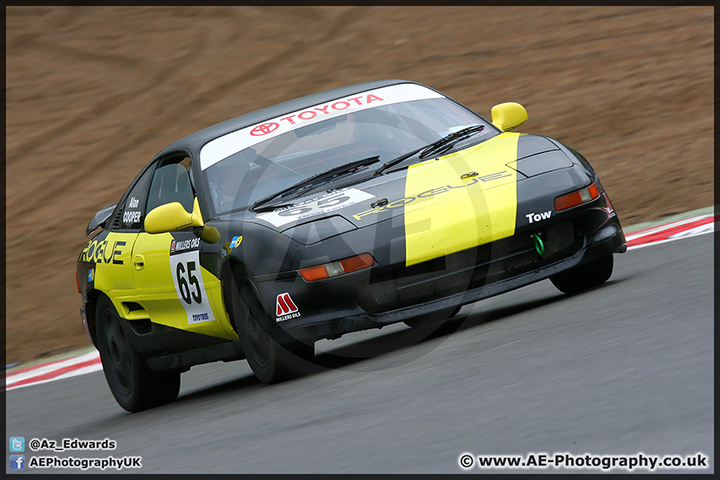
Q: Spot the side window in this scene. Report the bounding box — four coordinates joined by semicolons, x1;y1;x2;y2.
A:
110;166;154;232
146;157;195;214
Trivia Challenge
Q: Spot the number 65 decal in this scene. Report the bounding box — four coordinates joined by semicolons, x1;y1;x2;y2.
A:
176;260;202;304
170;251;215;324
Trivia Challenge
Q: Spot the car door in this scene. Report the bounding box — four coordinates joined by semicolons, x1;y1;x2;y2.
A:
85;165;156;315
131;154;235;341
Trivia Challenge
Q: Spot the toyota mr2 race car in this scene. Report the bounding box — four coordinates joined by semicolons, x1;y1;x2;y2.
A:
77;79;626;411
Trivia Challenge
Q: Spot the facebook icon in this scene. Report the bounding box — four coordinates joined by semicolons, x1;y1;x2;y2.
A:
9;455;25;470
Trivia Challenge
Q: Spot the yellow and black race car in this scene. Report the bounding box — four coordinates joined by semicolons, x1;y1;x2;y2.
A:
77;80;626;411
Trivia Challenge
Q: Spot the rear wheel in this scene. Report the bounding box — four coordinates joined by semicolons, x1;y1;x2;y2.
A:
95;296;180;412
550;254;614;294
229;276;313;383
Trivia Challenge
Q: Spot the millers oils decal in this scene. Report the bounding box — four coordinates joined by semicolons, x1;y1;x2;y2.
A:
275;292;300;322
402;132;522;266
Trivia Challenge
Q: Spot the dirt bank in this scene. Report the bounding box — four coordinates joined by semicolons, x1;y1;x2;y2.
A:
5;6;713;363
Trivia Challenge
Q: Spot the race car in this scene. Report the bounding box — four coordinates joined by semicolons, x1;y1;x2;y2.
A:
76;79;626;411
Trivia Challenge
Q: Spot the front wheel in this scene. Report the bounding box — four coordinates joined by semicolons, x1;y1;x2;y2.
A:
95;296;180;412
550;254;614;294
229;277;313;384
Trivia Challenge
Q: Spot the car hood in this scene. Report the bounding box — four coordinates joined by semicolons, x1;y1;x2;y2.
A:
222;133;574;258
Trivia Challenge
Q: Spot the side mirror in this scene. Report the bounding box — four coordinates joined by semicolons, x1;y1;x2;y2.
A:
145;198;204;234
491;102;528;132
86;203;117;236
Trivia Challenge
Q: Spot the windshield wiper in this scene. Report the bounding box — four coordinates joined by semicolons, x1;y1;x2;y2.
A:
251;155;380;211
252;202;297;213
374;124;485;176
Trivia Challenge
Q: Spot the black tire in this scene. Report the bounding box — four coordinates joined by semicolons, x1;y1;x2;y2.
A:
229;276;313;384
550;254;614;294
404;305;462;328
95;296;180;412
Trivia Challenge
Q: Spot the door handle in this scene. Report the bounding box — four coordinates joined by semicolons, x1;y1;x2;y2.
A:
133;255;145;270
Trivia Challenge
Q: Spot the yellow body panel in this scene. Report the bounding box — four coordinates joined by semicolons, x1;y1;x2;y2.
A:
88;230;236;340
87;232;139;312
130;232;237;340
403;132;522;266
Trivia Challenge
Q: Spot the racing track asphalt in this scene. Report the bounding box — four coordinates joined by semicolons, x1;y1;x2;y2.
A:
5;234;714;474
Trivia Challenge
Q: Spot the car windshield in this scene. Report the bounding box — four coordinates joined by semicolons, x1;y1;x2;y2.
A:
202;92;491;215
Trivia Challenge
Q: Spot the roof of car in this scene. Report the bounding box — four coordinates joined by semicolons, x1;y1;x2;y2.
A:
153;78;418;160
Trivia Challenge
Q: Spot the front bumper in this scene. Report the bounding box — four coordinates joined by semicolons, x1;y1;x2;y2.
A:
286;221;624;342
257;200;626;343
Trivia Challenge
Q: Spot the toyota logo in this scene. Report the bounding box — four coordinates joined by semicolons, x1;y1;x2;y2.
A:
250;122;279;136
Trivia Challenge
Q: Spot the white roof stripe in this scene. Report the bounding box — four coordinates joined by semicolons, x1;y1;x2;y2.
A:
199;83;444;170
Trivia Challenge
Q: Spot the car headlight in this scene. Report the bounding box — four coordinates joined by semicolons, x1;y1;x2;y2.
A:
506;150;573;178
554;183;600;211
299;253;375;282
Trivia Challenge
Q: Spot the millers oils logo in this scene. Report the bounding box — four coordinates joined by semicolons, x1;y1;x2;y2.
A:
276;293;300;322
